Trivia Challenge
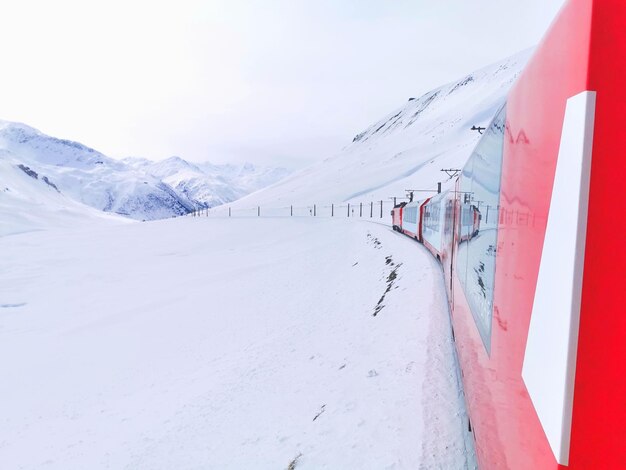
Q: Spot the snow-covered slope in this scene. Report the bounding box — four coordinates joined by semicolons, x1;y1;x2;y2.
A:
0;122;290;223
0;150;128;237
123;156;246;209
198;161;292;195
225;51;531;210
0;216;474;469
124;157;291;209
0;122;194;221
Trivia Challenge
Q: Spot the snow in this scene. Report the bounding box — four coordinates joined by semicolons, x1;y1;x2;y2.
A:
0;121;289;223
220;51;531;213
0;122;194;221
0;155;129;237
0;217;474;469
0;49;535;469
124;157;291;210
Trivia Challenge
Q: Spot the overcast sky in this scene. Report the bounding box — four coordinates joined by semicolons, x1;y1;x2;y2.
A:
0;0;566;169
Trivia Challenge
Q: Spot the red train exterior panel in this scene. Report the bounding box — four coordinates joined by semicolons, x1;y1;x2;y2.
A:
454;0;593;465
391;203;405;231
391;0;625;466
569;0;626;466
450;0;626;467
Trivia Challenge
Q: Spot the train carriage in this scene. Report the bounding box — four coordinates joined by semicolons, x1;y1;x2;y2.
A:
391;202;406;232
393;0;626;467
451;1;626;467
400;198;431;241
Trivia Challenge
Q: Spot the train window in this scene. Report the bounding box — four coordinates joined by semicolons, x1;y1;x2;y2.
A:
405;205;418;224
456;104;506;354
422;194;445;251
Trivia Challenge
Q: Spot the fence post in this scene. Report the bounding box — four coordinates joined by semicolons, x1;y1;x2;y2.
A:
331;204;334;217
360;202;362;217
347;203;350;217
438;182;442;194
258;206;260;217
370;201;373;218
393;197;396;206
314;204;316;216
380;200;383;218
229;207;231;217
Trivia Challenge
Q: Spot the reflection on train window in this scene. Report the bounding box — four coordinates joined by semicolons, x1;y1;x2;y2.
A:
456;104;506;354
422;193;446;252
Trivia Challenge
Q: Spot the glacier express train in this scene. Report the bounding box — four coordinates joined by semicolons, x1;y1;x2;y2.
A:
392;0;626;467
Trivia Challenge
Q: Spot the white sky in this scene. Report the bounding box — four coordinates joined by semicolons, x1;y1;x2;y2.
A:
0;0;566;169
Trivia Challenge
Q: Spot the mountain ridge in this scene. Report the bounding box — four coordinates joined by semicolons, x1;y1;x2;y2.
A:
0;122;290;223
221;49;532;212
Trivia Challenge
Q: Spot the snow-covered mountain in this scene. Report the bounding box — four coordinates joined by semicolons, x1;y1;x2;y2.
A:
0;151;128;237
224;50;531;211
0;122;195;221
197;161;292;195
0;122;290;225
1;50;528;231
123;156;290;209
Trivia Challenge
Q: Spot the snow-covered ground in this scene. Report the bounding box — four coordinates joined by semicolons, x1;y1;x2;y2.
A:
0;217;474;469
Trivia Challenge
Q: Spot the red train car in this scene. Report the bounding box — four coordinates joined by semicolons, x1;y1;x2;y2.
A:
398;0;626;467
391;202;406;232
400;198;431;241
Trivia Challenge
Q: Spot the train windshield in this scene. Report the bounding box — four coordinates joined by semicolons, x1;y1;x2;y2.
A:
457;104;506;354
